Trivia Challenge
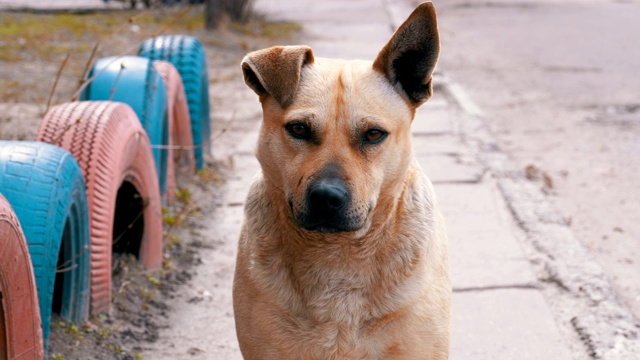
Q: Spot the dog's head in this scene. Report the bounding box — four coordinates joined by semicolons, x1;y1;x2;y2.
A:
242;2;439;234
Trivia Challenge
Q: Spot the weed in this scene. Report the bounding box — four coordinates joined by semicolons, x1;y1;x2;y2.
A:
67;324;80;337
146;274;160;288
163;256;173;270
56;320;81;337
163;213;178;226
197;167;223;184
166;235;182;249
175;187;192;203
139;288;155;301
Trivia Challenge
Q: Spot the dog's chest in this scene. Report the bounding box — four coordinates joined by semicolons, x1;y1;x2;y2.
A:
267;259;424;358
290;287;383;358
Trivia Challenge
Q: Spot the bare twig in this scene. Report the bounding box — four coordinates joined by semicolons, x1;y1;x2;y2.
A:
69;45;137;101
72;41;100;102
112;199;149;247
51;117;82;145
111;280;135;308
210;109;237;140
118;280;132;295
56;264;78;274
56;245;89;270
108;63;127;101
46;52;71;113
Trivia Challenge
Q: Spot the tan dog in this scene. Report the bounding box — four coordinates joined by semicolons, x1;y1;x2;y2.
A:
233;2;450;359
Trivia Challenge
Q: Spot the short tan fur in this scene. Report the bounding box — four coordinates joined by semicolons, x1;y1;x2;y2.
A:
234;3;451;359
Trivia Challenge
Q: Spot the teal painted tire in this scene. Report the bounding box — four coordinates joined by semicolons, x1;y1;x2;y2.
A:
0;141;90;349
81;55;170;194
139;35;211;170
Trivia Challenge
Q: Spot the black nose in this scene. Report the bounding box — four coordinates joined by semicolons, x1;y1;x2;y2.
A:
308;179;349;211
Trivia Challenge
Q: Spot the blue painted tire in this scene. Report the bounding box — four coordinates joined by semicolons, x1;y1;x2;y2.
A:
139;35;211;170
81;55;169;194
0;141;91;349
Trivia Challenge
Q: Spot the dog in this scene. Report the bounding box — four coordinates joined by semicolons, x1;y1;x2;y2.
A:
233;2;451;359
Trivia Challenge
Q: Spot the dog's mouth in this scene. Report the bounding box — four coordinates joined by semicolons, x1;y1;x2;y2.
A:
287;164;370;233
295;214;365;234
301;219;363;234
288;197;366;234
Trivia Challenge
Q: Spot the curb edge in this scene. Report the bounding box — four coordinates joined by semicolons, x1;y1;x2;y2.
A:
440;74;640;359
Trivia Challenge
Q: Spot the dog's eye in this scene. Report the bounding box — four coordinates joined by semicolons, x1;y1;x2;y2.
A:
285;123;311;140
363;129;387;144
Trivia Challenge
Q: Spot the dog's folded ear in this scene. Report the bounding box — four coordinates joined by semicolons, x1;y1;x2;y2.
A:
373;2;440;107
241;45;315;108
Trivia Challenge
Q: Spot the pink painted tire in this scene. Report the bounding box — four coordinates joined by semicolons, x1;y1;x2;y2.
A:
36;101;163;315
153;60;195;204
0;194;44;359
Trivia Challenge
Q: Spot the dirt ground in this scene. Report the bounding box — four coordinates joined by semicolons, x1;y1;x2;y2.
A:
0;6;301;359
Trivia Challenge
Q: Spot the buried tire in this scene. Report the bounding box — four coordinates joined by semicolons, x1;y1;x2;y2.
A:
0;194;44;360
139;35;211;170
0;141;90;348
153;60;196;204
81;55;170;195
37;101;163;315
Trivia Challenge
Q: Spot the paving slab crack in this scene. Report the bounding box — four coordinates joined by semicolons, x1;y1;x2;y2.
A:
441;74;640;359
453;283;538;293
432;178;483;185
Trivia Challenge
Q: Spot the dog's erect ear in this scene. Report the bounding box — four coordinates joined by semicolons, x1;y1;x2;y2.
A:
373;2;440;107
241;45;315;108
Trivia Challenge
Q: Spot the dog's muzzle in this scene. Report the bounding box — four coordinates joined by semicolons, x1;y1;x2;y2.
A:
294;177;361;233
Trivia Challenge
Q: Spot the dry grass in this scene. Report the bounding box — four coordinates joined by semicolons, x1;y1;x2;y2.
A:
0;9;204;63
0;7;205;103
228;20;301;39
0;7;301;104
